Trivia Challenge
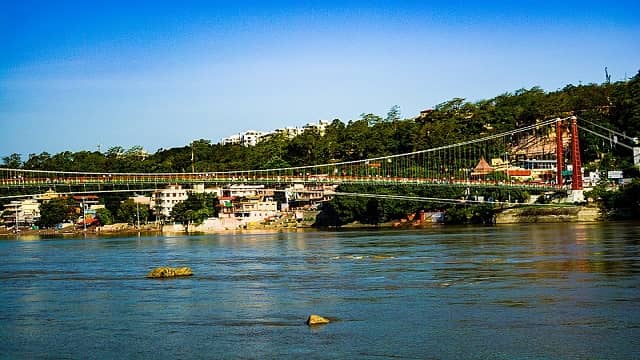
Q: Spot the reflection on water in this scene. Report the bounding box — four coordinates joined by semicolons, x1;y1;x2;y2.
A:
1;223;639;358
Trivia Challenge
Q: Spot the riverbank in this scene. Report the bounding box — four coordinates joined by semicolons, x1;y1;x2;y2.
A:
0;206;604;239
0;214;319;239
0;223;162;239
495;205;601;224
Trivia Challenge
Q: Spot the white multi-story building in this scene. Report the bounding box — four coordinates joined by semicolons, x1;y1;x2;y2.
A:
274;127;303;139
192;183;222;196
221;130;268;147
241;130;264;147
235;198;279;220
150;185;189;218
221;134;241;146
303;120;330;136
221;119;330;146
3;199;40;228
223;184;273;198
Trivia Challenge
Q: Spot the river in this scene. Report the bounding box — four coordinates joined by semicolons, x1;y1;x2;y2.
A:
1;223;639;359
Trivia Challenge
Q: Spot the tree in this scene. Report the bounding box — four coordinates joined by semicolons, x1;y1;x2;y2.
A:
170;201;190;224
125;145;146;157
385;105;401;123
116;199;149;225
587;178;640;219
24;152;51;170
106;146;125;158
170;193;218;224
444;206;468;224
95;208;114;225
38;198;75;228
67;151;106;172
262;155;291;169
2;153;22;168
361;112;383;126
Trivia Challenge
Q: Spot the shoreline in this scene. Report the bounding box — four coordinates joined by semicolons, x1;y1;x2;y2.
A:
0;215;606;241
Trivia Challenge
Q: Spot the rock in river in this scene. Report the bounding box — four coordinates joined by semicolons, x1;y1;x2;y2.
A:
306;314;330;326
147;266;193;278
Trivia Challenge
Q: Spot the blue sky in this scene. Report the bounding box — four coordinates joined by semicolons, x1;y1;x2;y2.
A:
1;0;639;159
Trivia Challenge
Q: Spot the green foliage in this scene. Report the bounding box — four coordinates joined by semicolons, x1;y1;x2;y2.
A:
385;105;402;123
170;193;218;224
38;198;76;228
518;207;577;217
469;204;496;224
588;179;640;219
116;199;149;225
444;206;468;224
95;208;114;225
2;153;22;168
315;184;504;226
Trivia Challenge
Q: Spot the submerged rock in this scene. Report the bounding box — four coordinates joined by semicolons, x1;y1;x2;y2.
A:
147;266;193;278
306;314;330;326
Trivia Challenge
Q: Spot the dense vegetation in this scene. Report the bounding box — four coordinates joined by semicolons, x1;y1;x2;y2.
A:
37;197;77;228
586;179;640;219
170;193;219;225
3;70;640;224
315;184;529;226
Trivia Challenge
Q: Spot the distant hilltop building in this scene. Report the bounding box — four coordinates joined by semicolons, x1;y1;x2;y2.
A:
302;120;330;136
272;126;303;139
221;134;241;146
415;109;434;122
220;120;330;147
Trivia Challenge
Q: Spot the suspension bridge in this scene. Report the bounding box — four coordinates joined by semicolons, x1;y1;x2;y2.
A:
0;116;637;201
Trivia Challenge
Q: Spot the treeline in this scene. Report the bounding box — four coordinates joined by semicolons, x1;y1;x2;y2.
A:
586;179;640;220
36;192;218;229
315;184;531;226
3;70;639;174
37;197;149;228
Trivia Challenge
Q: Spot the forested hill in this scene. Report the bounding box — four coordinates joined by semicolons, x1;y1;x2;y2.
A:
3;70;639;172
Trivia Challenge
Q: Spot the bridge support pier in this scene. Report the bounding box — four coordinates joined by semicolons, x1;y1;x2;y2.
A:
567;189;585;203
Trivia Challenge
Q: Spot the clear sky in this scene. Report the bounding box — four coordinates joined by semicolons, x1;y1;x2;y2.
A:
1;0;639;159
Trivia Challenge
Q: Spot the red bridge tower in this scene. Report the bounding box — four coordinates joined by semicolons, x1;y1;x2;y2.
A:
555;116;583;190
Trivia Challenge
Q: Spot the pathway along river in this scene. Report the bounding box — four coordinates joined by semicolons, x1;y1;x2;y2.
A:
1;223;639;359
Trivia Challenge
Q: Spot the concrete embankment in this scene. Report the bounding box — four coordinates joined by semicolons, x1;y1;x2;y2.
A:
0;223;161;239
495;206;601;224
182;211;319;233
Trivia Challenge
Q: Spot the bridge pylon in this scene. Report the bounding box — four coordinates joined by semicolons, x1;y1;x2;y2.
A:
555;116;584;191
570;116;583;191
556;118;564;187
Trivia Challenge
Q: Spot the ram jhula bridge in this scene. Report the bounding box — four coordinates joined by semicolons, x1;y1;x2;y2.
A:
1;116;633;200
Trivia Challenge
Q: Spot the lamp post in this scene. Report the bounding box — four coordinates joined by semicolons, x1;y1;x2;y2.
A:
505;152;511;203
15;202;19;234
504;152;509;184
83;198;86;232
134;193;140;229
191;142;195;173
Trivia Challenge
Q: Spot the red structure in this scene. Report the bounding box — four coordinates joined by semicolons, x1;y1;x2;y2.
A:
555;116;583;190
556;119;564;187
570;116;583;190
